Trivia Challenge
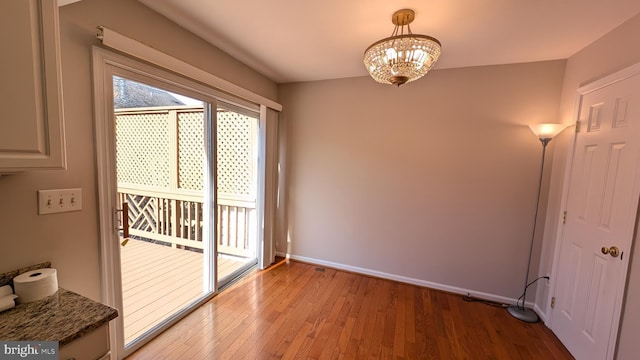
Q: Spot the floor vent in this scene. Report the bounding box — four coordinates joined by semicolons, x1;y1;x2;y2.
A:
315;267;326;272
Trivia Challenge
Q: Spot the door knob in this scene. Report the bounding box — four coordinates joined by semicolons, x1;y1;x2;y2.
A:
601;246;620;257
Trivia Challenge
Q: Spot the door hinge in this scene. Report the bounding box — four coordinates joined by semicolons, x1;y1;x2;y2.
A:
551;296;556;309
575;121;581;133
562;211;567;224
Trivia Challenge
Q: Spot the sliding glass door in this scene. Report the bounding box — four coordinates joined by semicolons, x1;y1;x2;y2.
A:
94;48;268;359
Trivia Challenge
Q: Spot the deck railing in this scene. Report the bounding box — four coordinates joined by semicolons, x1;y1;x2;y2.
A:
118;186;256;258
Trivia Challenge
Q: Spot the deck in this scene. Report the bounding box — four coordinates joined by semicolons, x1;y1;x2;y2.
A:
120;239;251;344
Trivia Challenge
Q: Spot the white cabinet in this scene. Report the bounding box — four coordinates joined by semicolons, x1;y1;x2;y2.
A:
59;324;110;360
0;0;66;172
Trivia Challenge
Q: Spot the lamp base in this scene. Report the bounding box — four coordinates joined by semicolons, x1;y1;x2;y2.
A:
507;305;539;323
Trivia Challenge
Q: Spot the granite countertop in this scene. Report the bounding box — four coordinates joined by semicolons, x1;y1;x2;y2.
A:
0;288;118;346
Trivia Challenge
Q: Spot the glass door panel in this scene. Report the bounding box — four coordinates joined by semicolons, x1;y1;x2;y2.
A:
216;102;259;287
113;75;215;347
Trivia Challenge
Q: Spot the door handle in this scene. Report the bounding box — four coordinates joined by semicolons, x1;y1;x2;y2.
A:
601;246;620;258
117;202;130;246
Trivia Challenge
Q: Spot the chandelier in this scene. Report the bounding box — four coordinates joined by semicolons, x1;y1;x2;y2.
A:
363;9;441;87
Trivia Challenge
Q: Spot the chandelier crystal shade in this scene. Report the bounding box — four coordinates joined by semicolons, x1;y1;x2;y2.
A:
364;9;441;87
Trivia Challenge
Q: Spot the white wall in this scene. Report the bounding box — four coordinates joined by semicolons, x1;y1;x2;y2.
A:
0;0;277;301
535;11;640;359
278;60;565;300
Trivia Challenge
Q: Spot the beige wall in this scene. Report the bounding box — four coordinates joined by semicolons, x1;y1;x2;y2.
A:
537;12;640;359
278;60;566;299
0;0;277;301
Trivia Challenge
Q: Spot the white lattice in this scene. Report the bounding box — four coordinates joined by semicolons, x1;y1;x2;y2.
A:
178;111;205;190
217;110;255;197
115;107;256;198
116;113;170;188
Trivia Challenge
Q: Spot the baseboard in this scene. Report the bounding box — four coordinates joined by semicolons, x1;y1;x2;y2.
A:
288;254;537;308
534;303;547;323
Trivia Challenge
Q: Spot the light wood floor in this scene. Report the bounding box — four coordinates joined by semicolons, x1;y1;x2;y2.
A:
121;239;251;344
126;259;574;359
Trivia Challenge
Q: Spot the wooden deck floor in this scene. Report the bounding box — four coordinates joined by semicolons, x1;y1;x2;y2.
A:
121;239;252;344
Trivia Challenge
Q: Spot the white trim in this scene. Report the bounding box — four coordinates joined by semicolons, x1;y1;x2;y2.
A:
288;254;535;308
96;26;282;112
578;62;640;95
92;49;123;359
534;303;547;323
544;123;578;328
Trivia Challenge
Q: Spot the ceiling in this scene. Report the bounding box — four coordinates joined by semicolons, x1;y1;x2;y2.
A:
63;0;640;84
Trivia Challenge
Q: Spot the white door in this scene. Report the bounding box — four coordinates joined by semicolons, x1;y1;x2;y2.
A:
551;69;640;359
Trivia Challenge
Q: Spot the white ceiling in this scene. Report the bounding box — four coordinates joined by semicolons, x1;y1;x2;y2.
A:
65;0;640;84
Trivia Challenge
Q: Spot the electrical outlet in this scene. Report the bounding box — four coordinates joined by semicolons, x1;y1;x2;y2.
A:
37;188;83;215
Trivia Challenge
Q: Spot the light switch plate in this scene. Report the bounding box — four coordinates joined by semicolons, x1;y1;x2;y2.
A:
37;188;83;215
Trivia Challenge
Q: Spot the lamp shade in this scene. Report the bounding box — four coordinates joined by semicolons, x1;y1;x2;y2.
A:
528;123;566;140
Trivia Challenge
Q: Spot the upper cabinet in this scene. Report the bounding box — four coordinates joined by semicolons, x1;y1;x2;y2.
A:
0;0;65;173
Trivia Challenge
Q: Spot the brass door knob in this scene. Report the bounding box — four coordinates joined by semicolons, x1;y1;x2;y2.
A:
601;246;620;257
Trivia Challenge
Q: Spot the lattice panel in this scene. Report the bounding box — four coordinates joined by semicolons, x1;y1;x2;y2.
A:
217;111;255;196
116;107;256;198
178;111;205;191
116;113;170;188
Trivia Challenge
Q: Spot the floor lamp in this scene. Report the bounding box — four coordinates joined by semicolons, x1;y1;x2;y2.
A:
507;123;566;323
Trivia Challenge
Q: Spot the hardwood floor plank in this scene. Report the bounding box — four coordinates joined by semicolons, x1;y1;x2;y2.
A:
127;260;575;360
317;291;353;360
259;269;330;357
353;277;380;358
220;265;316;358
307;272;350;358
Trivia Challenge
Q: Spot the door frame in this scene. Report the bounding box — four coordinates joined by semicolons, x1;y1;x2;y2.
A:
546;61;640;359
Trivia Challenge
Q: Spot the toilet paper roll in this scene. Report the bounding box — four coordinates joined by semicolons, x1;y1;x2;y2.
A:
0;285;13;297
13;268;58;304
0;294;18;312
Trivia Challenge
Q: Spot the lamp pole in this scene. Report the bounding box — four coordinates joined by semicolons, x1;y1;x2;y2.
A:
507;137;550;322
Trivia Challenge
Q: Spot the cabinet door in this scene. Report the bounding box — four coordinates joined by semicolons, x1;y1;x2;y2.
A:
0;0;65;172
58;324;110;360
